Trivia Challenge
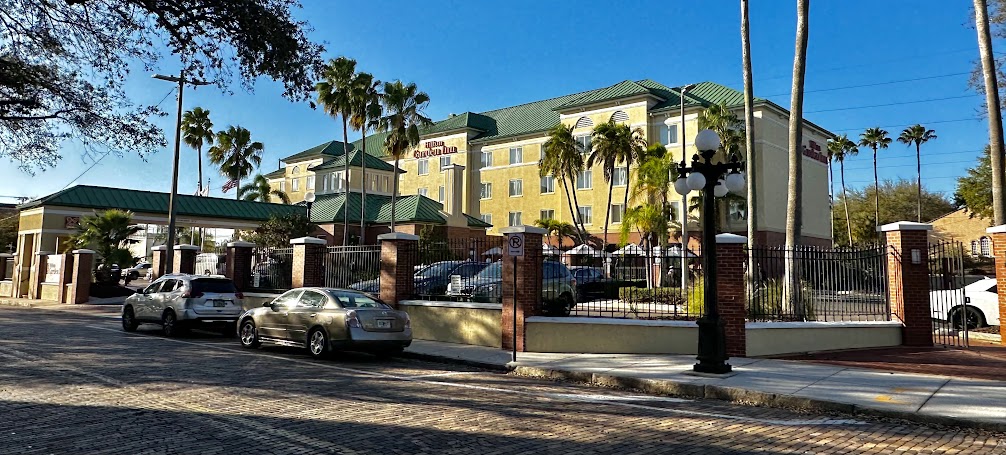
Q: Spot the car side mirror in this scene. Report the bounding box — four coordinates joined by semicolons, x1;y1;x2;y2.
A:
264;301;275;308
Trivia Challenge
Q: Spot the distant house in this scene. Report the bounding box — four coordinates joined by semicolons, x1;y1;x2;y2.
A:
930;208;994;258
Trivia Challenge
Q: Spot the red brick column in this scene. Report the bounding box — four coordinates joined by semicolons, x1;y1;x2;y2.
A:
67;249;94;304
501;226;545;352
881;221;933;347
29;251;51;299
987;226;1006;344
56;253;74;304
291;237;326;288
150;245;167;280
172;244;198;274
378;233;419;308
226;241;255;291
715;233;748;357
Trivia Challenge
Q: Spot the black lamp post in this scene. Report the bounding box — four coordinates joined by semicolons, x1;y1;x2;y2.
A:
674;129;746;374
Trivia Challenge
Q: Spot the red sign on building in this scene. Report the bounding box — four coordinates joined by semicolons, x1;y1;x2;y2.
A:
413;140;458;159
802;140;827;164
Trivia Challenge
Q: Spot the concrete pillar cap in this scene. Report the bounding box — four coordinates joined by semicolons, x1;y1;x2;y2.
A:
0;253;12;257
377;233;419;241
151;245;167;251
877;221;933;232
173;244;200;251
290;236;326;245
71;249;95;254
226;241;256;248
500;225;547;235
36;251;54;256
987;225;1006;234
715;233;747;244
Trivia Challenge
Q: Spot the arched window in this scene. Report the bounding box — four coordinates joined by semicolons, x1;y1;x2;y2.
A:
610;110;629;123
292;166;300;174
575;117;594;129
980;236;992;257
972;240;980;256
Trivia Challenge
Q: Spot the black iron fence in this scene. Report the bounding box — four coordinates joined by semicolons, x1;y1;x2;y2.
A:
248;247;293;292
411;237;505;301
325;245;381;290
747;244;890;322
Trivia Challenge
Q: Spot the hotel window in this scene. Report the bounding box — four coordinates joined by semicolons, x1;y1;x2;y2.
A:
575;135;591;155
481;213;492;225
575;117;594;129
578;206;592;225
335;172;346;191
381;176;390;192
658;123;679;145
481;151;493;168
440;155;451;170
508;211;522;227
610;204;624;224
480;182;492;199
370;175;380;191
612;167;628;186
509;179;523;197
981;236;992;257
306;175;315;190
292;178;300;191
540;209;555;221
418;159;429;175
279;181;285;192
610;110;629;123
418;188;428;197
292;165;300;174
321;175;328;192
668;201;681;220
509;146;523;165
438;186;445;203
729;200;747;221
576;169;592;190
540;175;555;194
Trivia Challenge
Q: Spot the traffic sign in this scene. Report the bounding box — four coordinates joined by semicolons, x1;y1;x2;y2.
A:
507;233;525;257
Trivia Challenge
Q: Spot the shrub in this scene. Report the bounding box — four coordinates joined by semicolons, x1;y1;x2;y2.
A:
747;278;816;320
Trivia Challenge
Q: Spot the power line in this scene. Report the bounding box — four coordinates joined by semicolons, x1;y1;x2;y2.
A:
805;95;978;114
752;48;976;83
763;72;970;97
842;158;980;171
831;117;980;133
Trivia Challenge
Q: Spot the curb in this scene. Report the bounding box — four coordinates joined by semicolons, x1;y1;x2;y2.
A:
398;350;514;373
511;365;1006;433
0;299;38;308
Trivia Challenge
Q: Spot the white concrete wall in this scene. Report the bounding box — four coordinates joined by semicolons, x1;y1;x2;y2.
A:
745;321;903;357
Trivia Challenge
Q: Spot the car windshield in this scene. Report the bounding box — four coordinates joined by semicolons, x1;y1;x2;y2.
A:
476;262;502;279
190;278;237;294
325;289;389;308
416;261;460;279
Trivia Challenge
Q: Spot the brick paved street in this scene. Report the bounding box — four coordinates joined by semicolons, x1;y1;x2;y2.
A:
0;306;1004;454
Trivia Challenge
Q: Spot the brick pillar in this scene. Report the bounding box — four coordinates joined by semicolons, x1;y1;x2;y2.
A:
173;244;198;274
378;233;419;307
715;233;748;357
29;251;51;299
56;253;74;304
291;237;326;288
67;249;94;304
150;245;167;280
501;226;545;352
987;225;1006;344
226;241;255;291
881;221;933;347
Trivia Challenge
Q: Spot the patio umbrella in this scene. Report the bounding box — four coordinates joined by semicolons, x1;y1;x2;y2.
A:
562;244;608;257
612;243;646;256
482;247;502;256
542;244;560;255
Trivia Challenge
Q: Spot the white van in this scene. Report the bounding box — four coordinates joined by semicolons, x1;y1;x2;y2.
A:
195;253;226;276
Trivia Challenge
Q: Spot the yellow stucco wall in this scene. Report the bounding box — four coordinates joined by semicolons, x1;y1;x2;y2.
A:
745;322;902;357
931;209;993;251
399;300;502;348
524;318;698;354
40;283;59;302
0;281;12;298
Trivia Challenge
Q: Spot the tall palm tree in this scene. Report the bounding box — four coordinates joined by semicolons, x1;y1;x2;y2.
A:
697;101;745;158
741;0;758;279
208;126;264;200
828;135;858;244
378;80;432;231
784;0;810;315
541;122;587;243
534;218;561;247
589;121;646;247
316;57;357;244
180;107;214;194
859;127;892;229
350;72;383;244
897;125;937;222
974;0;1006;225
67;209;141;270
239;174;291;204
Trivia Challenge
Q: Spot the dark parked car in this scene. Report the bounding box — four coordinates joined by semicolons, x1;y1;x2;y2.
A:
349;260;488;297
569;266;606;301
445;260;577;316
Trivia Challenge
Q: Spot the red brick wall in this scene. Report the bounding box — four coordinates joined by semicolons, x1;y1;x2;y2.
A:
174;249;196;275
226;246;253;292
292;243;325;288
501;232;544;352
991;231;1006;345
884;229;933;347
716;242;747;357
379;238;418;308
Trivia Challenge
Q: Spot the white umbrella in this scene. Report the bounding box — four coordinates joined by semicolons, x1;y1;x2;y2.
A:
562;244;608;257
612;243;646;256
542;244;560;255
482;247;502;256
655;245;698;258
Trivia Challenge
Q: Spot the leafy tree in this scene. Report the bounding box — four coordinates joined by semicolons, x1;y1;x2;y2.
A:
954;146;995;220
315;57;357;244
858;127;892;232
208;126;264;199
1;0;323;172
541;123;587;243
897;125;938;222
378;81;432;231
828;135;859;245
589;121;645;247
239;174;291;204
349;72;383;244
181;107;215;194
0;211;18;253
834;180;955;245
247;214;315;249
66;209;141;282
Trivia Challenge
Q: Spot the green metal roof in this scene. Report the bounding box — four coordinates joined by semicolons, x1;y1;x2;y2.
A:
310;150;400;173
281;140;351;163
555;80;656;110
308;191;489;228
263;168;286;179
20;185;300;221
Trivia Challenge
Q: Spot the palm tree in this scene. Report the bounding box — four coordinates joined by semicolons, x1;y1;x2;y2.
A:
316;57;357;244
180;107;214;194
378;80;432;231
67;209;141;270
239;174;291;204
620;204;666;289
349;72;382;244
741;0;758;281
208;126;264;200
541;123;587;243
697;101;745;158
784;0;810;315
828;135;858;244
534;218;561;247
974;0;1006;225
897;125;937;222
859;127;892;229
589;121;645;247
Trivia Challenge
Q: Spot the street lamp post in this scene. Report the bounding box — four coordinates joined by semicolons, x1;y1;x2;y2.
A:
674;129;746;374
152;73;209;269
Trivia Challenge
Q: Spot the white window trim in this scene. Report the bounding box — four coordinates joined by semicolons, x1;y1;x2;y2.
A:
509;147;523;165
579;206;593;225
509;179;523;197
540;209;555;221
610;204;624;224
480;182;492;200
540;175;555;194
661;121;682;145
576;170;593;190
480;151;493;168
613;167;628;187
418;159;429;175
508;211;523;227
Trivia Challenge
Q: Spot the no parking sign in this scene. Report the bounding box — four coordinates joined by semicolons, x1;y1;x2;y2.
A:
507;233;524;257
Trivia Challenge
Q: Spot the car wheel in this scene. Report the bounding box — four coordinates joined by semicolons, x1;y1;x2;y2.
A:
951;306;985;331
121;306;139;332
239;319;260;348
560;294;573;317
307;328;331;359
161;310;185;337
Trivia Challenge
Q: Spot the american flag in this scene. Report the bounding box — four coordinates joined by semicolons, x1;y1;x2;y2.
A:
221;179;239;193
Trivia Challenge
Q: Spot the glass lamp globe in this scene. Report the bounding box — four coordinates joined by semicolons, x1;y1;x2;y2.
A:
725;172;746;193
674;177;690;196
713;180;728;198
694;129;721;152
686;172;706;191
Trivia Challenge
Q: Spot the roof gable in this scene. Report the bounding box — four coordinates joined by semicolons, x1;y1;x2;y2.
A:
555;80;657;111
281;140;351;163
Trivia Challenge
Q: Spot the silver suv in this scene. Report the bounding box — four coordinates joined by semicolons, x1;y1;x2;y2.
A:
121;274;244;337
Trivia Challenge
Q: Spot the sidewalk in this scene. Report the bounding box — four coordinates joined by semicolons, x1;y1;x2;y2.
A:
404;339;1006;431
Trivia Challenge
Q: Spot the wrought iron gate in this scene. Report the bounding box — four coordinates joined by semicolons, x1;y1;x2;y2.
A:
928;241;969;348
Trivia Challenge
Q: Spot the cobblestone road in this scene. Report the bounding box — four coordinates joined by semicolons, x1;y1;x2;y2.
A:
0;306;1004;454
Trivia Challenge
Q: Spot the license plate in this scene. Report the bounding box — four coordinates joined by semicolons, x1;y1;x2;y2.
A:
212;300;228;307
376;319;392;329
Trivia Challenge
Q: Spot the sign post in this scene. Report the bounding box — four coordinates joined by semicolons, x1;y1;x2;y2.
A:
506;233;524;362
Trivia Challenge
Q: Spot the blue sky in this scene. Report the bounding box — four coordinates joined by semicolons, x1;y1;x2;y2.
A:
0;0;991;202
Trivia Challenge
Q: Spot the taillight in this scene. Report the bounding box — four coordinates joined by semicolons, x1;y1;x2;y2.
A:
346;310;362;328
403;313;411;329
